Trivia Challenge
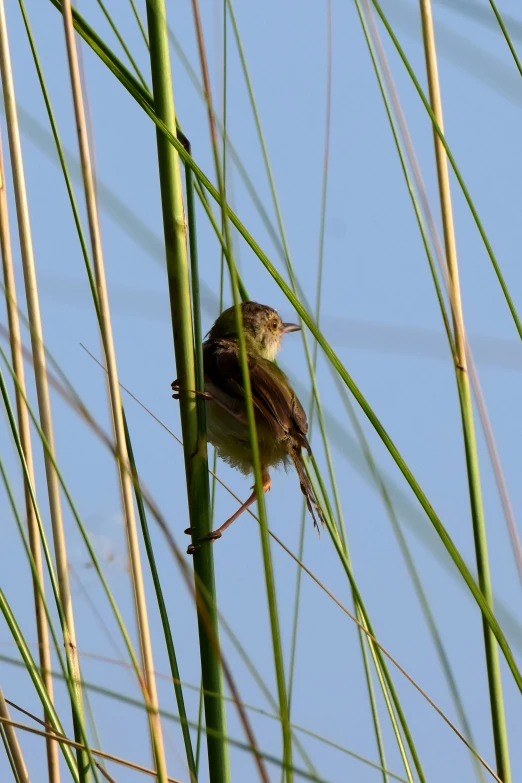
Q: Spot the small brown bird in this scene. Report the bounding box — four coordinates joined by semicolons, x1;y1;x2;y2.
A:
172;301;325;553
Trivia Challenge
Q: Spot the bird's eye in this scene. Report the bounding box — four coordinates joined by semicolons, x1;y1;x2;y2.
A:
272;319;279;329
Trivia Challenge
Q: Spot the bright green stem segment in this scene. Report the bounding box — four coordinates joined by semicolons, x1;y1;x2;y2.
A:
456;373;511;781
145;1;229;780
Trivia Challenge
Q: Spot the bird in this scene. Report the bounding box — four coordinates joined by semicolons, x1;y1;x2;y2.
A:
172;301;325;553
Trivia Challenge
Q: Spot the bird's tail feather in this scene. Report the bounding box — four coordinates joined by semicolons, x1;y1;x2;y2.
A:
290;446;326;533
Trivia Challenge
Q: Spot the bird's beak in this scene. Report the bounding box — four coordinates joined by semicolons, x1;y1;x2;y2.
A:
282;322;301;334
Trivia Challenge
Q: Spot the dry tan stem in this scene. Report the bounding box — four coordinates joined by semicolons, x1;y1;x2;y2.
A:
0;690;29;783
0;124;60;783
59;2;167;779
0;0;84;766
364;0;522;590
419;2;510;780
0;713;183;783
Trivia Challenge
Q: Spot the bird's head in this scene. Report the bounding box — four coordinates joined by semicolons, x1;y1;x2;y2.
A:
208;301;301;361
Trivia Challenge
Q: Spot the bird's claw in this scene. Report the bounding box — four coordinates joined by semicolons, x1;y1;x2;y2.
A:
187;530;222;555
200;530;222;543
184;527;194;535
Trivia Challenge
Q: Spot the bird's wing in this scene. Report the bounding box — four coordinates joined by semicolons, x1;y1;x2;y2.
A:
204;339;308;444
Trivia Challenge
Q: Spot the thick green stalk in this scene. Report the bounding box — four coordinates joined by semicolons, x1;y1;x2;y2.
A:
144;1;229;779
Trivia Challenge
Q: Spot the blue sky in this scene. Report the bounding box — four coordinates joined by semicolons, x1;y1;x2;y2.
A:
1;0;522;781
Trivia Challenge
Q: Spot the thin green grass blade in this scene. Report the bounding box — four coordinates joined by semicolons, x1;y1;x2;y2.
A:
0;649;418;783
0;589;80;781
226;4;417;777
127;0;148;47
366;0;522;341
352;10;484;779
486;0;522;78
332;370;486;783
188;1;292;777
123;412;197;781
22;50;516;675
48;0;522;350
0;368;105;781
94;0;149;90
0;723;22;783
0;344;168;727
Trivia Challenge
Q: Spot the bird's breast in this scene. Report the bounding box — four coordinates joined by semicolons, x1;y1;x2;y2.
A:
204;381;288;473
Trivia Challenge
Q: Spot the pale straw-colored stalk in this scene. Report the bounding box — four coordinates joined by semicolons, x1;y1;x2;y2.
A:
0;689;29;783
0;126;59;783
419;1;511;780
0;0;89;776
362;0;522;591
59;2;168;780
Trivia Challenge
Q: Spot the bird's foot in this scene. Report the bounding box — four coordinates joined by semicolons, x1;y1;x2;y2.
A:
186;529;222;556
171;380;212;402
199;530;223;543
184;527;193;535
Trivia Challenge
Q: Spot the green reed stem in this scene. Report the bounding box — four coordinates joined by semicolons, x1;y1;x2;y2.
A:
145;1;229;779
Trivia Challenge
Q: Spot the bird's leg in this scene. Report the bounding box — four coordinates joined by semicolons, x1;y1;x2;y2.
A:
187;471;271;555
172;381;247;425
